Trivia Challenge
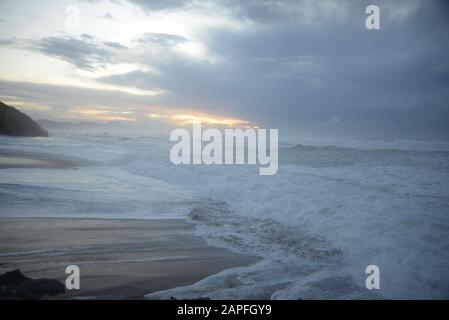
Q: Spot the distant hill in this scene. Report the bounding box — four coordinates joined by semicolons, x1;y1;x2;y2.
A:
0;101;48;137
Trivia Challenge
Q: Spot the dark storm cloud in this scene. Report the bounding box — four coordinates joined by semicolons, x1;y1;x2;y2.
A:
92;0;449;138
3;0;449;138
126;0;425;26
127;0;190;12
32;35;124;70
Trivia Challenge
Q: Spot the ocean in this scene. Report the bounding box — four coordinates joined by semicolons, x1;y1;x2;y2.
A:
1;131;448;299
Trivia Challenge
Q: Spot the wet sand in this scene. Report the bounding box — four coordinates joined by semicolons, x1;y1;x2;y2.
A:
0;150;81;169
0;150;258;299
0;217;258;299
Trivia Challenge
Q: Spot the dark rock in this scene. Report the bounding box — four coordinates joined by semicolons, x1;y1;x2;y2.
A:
0;269;64;300
0;286;37;300
19;278;65;297
0;269;30;285
0;101;49;137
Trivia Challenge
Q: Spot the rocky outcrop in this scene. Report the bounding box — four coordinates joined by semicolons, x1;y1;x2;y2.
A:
0;101;49;137
0;269;65;300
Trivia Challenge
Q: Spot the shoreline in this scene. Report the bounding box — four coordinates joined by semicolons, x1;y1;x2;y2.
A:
0;150;82;169
0;148;259;299
0;217;259;299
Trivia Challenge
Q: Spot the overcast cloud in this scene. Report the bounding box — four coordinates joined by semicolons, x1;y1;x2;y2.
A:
0;0;448;139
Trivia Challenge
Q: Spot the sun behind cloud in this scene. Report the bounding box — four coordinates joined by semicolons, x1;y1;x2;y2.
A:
148;109;254;127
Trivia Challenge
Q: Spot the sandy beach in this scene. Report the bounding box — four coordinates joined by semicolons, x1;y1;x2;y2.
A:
0;150;258;299
2;131;448;300
0;217;258;299
0;150;81;169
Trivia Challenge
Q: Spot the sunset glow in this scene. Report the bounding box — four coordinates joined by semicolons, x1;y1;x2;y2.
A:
70;106;136;122
148;110;254;127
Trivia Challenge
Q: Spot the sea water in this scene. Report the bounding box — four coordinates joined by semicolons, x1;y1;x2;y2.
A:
1;132;448;299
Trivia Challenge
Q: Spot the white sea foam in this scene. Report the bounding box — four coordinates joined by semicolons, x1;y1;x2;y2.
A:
1;133;449;299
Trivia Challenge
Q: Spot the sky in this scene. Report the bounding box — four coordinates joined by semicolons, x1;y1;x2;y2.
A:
0;0;448;139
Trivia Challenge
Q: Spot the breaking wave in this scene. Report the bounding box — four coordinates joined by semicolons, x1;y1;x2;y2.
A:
2;133;449;299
